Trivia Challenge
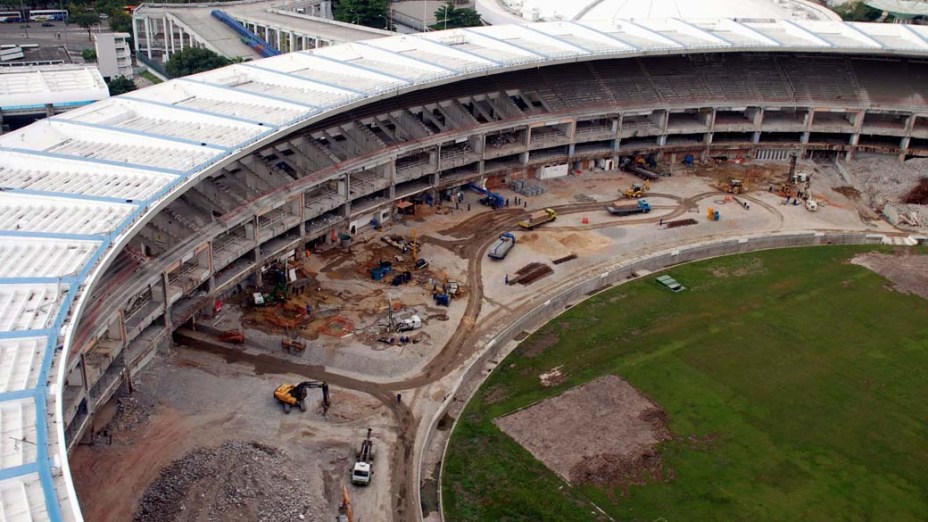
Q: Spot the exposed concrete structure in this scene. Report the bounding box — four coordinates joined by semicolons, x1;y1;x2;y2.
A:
132;0;391;66
1;17;928;521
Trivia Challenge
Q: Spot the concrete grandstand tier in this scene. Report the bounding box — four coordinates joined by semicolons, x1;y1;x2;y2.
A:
0;19;927;521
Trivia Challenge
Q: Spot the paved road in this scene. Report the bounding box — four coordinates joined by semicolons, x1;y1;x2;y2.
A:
0;22;98;50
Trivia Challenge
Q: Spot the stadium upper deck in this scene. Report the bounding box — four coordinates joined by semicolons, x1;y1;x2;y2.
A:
0;18;927;521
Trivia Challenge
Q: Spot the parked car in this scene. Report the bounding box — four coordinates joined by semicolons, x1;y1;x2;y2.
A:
41;22;53;27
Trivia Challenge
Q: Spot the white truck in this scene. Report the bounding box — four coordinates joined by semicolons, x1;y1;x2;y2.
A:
396;314;422;332
351;429;375;486
488;233;516;260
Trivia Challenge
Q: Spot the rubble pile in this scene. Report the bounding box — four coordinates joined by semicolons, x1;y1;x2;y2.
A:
846;156;928;227
112;396;154;432
134;442;317;522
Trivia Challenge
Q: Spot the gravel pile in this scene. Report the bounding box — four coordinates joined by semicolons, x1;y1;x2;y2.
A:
134;442;318;522
112;396;154;432
847;156;928;226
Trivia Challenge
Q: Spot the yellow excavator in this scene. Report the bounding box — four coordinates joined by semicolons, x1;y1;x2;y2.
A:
336;486;353;522
273;380;330;414
623;179;651;199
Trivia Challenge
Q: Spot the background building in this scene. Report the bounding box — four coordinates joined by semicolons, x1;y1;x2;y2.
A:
93;32;133;80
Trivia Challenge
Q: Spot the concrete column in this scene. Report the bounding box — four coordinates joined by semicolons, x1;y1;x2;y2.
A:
45;103;54;117
613;114;623;161
144;16;153;59
899;136;911;162
343;174;352;217
289;32;295;53
132;16;140;55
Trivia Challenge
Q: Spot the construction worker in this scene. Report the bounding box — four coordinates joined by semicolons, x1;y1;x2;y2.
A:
505;273;509;285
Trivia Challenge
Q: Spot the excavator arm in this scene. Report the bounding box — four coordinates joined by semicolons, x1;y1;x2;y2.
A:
274;381;331;414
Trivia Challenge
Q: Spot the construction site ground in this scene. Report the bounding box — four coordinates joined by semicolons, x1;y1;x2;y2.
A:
71;348;394;521
71;157;927;522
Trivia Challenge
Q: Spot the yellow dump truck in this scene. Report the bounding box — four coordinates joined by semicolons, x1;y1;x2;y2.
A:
517;208;557;230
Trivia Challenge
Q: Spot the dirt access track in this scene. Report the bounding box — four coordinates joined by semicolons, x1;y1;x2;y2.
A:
494;375;671;488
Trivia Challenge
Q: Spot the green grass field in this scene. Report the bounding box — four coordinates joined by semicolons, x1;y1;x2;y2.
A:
442;246;928;521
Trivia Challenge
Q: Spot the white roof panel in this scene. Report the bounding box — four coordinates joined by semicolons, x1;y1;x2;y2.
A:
0;283;68;333
0;191;135;235
0;153;175;201
0;338;45;393
0;239;99;279
0;473;49;522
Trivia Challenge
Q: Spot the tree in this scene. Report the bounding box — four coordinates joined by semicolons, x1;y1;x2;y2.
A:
81;48;96;62
334;0;389;29
832;1;883;22
165;47;231;78
108;10;132;34
431;1;482;30
71;11;100;41
106;75;137;96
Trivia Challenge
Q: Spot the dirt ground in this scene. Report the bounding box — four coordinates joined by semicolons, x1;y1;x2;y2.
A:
493;375;671;488
851;251;928;300
520;230;613;257
70;347;394;522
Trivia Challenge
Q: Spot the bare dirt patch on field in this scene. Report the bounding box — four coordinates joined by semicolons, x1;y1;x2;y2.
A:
851;252;928;300
520;331;560;359
494;375;671;489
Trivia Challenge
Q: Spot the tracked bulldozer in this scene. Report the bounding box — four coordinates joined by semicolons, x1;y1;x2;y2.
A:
273;380;330;414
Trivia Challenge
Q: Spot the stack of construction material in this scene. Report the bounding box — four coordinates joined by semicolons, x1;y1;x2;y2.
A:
510;180;546;196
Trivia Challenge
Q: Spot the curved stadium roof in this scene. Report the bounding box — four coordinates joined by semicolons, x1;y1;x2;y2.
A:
0;18;927;521
475;0;841;25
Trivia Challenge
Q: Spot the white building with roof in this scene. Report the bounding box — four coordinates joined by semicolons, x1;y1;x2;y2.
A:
0;65;109;124
93;33;133;81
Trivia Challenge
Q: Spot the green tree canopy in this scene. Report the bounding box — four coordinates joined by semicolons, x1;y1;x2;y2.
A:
106;75;136;96
80;48;96;62
334;0;389;29
165;47;231;78
833;0;883;21
107;10;132;34
71;10;100;40
431;1;482;30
